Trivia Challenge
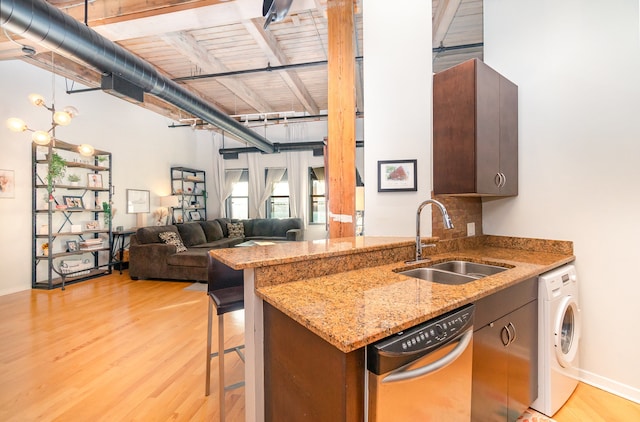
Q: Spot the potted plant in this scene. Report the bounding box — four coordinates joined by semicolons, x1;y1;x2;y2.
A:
46;152;67;195
67;173;81;186
102;201;112;226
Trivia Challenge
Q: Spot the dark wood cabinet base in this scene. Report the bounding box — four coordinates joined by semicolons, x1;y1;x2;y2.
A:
264;303;365;422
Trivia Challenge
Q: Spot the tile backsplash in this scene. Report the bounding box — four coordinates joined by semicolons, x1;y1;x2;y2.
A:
431;194;483;240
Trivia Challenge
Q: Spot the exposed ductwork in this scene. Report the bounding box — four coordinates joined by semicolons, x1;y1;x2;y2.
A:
0;0;276;153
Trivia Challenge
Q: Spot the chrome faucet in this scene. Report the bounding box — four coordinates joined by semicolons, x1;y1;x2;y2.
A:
409;199;454;264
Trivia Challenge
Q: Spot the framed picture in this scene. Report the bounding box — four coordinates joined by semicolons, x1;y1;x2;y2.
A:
66;240;78;252
126;189;150;214
87;173;103;188
63;195;85;209
190;210;202;221
377;160;418;192
83;220;101;231
0;169;15;198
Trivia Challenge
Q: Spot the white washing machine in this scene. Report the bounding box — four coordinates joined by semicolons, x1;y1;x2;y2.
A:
531;264;581;417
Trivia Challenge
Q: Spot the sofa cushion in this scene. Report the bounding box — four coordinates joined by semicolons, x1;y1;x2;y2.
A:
215;218;233;237
244;218;303;238
199;220;224;241
241;219;255;236
136;225;180;244
158;231;188;252
166;249;208;267
176;222;207;247
227;222;245;238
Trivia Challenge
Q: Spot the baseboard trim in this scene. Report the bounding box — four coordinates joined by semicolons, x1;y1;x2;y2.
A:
579;369;640;404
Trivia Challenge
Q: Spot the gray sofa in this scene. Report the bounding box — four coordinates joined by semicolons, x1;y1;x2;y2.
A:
129;218;303;282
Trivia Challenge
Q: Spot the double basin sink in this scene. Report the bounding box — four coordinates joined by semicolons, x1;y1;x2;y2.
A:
399;260;508;285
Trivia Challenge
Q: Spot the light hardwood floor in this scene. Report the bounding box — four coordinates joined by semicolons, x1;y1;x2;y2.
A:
1;271;638;421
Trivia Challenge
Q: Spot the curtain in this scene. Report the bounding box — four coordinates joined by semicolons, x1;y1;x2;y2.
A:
257;168;286;218
286;151;308;226
221;169;243;218
248;153;263;218
213;134;228;218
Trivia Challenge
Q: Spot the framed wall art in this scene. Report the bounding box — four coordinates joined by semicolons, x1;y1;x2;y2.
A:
126;189;150;214
377;160;417;192
0;169;15;198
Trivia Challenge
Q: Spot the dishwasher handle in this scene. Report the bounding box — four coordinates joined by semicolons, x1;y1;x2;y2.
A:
381;330;473;384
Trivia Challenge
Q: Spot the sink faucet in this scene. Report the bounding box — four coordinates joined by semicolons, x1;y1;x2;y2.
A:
410;199;454;263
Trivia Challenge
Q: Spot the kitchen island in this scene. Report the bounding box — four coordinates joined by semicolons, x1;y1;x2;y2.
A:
210;234;574;421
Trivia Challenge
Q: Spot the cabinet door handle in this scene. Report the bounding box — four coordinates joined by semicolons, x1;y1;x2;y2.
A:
507;322;517;344
500;173;507;188
500;325;512;346
494;173;502;187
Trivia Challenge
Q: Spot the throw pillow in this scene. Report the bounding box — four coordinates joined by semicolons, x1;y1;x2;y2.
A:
227;222;245;239
158;231;188;253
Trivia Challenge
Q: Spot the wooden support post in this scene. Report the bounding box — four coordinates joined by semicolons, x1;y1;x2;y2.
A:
327;0;356;239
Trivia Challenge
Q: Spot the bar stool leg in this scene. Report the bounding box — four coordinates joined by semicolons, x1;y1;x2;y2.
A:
218;314;225;421
205;297;213;396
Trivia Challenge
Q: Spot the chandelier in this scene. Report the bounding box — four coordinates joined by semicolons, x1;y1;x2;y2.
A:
5;93;91;153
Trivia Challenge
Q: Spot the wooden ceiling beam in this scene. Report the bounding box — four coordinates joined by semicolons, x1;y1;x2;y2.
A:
57;0;227;27
243;18;320;115
433;0;462;48
161;31;272;113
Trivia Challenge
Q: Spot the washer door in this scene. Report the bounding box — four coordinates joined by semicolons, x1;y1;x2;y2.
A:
554;296;580;367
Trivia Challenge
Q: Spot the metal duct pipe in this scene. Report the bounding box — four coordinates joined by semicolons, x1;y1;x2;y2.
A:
219;140;364;156
0;0;275;153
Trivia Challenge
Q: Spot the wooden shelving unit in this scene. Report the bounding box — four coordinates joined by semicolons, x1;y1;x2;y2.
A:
170;166;207;223
32;140;113;289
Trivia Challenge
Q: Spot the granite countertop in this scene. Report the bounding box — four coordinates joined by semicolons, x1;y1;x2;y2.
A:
210;236;415;269
210;235;575;353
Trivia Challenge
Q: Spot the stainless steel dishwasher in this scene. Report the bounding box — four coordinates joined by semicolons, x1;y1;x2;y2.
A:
367;304;475;421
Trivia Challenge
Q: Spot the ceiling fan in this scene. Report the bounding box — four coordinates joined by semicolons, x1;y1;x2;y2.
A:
262;0;294;29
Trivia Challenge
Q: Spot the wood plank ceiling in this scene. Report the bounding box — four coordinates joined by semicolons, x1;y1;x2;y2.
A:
0;0;482;137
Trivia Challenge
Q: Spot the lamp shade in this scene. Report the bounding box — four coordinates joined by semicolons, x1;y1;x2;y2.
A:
356;186;365;211
160;195;181;208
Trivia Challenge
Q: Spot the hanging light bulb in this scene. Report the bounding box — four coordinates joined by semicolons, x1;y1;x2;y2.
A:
6;117;27;132
53;106;79;126
62;106;79;118
78;144;95;156
32;130;52;145
53;110;72;126
28;93;46;107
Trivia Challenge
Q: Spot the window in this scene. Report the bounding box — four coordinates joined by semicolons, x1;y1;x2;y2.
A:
226;169;249;219
266;169;290;218
309;167;326;224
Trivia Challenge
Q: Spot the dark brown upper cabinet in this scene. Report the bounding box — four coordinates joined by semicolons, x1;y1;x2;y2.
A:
433;59;518;196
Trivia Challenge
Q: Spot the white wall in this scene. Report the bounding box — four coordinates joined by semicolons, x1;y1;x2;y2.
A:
484;0;640;401
363;0;433;237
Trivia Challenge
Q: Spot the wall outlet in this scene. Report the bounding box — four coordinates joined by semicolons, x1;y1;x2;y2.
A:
467;222;476;237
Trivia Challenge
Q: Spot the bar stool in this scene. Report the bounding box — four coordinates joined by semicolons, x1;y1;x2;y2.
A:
205;254;245;421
